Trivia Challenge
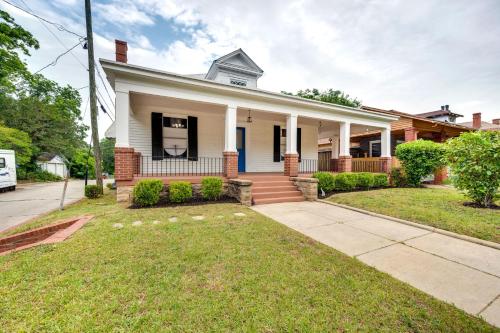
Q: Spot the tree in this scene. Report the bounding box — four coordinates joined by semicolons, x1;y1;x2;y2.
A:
100;137;115;175
0;123;32;165
69;148;95;179
395;140;446;187
282;88;361;108
446;131;500;207
0;10;39;92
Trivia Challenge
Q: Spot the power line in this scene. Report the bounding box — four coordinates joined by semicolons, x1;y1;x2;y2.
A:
34;40;83;74
96;88;114;118
97;96;113;122
2;0;85;38
95;63;115;107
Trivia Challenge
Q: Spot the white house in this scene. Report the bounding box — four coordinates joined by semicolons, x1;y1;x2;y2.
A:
36;153;68;178
101;40;398;204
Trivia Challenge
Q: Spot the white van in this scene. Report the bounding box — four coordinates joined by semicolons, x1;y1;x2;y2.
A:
0;149;17;192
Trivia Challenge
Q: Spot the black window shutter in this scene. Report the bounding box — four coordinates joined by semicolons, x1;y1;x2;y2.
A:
297;128;302;162
273;125;280;162
151;112;163;160
188;116;198;161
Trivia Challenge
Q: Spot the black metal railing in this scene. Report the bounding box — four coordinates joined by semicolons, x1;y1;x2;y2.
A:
136;156;224;177
299;159;318;174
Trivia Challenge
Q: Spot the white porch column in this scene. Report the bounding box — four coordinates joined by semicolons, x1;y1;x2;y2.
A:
331;136;339;159
115;90;130;147
286;114;298;154
339;121;351;156
381;127;391;157
224;105;237;152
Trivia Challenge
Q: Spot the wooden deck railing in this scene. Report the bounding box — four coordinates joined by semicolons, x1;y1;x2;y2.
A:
352;158;383;173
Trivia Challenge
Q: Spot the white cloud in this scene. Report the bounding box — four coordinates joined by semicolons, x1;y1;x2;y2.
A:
94;1;154;26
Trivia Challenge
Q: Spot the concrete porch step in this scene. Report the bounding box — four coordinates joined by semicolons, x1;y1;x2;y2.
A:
252;185;297;193
252;190;303;200
252;181;295;188
241;175;290;182
253;196;305;205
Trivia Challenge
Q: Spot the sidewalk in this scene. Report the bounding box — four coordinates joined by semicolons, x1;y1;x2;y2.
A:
252;201;500;327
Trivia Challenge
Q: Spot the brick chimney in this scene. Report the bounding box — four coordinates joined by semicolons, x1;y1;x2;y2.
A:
115;40;127;63
493;119;500;125
472;112;481;129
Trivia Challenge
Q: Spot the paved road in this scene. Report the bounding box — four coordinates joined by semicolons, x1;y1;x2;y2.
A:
0;180;87;232
253;201;500;328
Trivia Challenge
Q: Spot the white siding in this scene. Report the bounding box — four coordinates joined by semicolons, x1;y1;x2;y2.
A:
129;109;318;174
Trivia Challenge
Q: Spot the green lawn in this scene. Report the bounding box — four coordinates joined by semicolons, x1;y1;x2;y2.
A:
0;193;497;332
329;188;500;243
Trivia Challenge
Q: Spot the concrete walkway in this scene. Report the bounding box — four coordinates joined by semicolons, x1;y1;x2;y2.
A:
252;201;500;328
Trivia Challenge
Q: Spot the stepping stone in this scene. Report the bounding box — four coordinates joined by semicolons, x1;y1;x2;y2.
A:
192;215;205;221
152;220;161;225
234;212;246;217
132;221;142;226
168;217;178;222
113;223;123;229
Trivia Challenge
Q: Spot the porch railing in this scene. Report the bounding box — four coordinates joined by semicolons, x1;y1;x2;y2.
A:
135;156;224;177
299;159;318;174
351;157;383;173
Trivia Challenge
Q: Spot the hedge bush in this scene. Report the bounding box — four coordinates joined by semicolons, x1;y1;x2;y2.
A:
335;173;357;191
85;185;101;199
446;131;500;207
133;179;163;207
201;177;223;200
356;172;375;189
395;140;446;187
169;181;193;203
312;172;336;192
390;167;407;187
373;173;389;187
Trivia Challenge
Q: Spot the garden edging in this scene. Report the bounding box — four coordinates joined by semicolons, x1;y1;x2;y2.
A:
319;199;500;251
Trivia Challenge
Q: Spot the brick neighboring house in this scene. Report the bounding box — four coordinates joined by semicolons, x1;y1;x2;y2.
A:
318;105;472;184
459;112;500;131
101;40;398;204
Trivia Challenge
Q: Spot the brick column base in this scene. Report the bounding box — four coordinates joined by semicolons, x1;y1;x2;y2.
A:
433;167;448;185
284;153;299;177
114;147;135;181
404;127;419;142
133;152;141;175
380;157;392;174
338;155;352;173
223;151;238;179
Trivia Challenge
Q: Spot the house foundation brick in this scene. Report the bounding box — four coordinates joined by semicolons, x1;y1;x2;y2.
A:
380;157;392;174
223;151;238;179
291;177;318;201
284;153;299;177
433;167;448;185
114;147;135;181
133;151;141;175
404;127;419;142
338;155;352;173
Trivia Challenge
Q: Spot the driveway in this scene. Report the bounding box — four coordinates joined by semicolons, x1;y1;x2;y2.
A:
252;201;500;328
0;180;87;232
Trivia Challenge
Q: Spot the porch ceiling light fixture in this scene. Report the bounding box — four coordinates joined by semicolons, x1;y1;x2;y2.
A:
247;109;253;123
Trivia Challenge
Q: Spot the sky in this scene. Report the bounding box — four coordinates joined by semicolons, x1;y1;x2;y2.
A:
2;0;500;139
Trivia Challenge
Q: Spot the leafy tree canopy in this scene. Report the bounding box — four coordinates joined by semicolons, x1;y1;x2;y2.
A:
0;123;32;165
70;148;95;179
282;88;361;108
0;10;39;92
100;137;115;175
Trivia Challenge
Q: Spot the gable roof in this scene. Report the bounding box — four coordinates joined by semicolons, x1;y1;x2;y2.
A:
458;121;500;130
416;109;463;119
205;48;263;80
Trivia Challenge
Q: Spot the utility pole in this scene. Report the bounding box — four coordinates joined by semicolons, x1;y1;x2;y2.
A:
84;0;103;192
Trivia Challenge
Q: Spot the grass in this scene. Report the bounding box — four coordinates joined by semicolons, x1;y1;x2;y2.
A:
329;187;500;243
0;192;497;332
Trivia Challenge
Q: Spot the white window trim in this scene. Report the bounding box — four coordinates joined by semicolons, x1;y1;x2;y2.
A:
369;140;381;157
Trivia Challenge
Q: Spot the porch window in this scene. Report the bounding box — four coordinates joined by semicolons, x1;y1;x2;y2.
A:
163;117;188;158
369;140;381;157
0;158;5;168
280;129;286;161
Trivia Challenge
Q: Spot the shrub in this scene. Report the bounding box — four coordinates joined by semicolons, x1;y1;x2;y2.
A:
169;181;193;203
334;173;357;191
201;177;223;200
390;167;407;187
373;173;389;187
395;140;446;187
133;179;163;207
312;172;336;192
85;185;101;199
356;172;375;189
446;131;500;207
26;169;63;182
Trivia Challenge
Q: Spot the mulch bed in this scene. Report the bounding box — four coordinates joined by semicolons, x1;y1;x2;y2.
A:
463;202;500;210
129;195;238;209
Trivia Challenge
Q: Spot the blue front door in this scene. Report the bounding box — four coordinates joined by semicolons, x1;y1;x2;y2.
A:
236;127;245;172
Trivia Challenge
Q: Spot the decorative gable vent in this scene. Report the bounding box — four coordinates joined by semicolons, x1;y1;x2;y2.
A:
205;49;263;88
